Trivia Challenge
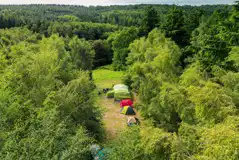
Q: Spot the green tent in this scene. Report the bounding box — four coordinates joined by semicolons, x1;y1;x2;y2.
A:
106;84;131;100
114;90;131;100
113;84;129;91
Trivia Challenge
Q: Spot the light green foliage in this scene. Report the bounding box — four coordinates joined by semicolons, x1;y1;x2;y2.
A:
221;72;239;108
180;62;206;87
69;36;95;70
52;75;103;137
187;81;235;123
58;15;79;22
105;126;142;160
2;35;66;107
0;28;102;158
140;126;172;159
105;125;173;160
124;29;182;131
0;28;39;72
122;5;239;158
174;123;201;159
227;46;239;70
0;4;238;160
193;116;239;159
126;28;181;84
211;64;239;108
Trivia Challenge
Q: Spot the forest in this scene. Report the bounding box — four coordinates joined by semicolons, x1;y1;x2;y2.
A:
0;2;238;160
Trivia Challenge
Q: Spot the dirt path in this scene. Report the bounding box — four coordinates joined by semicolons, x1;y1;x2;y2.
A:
99;95;142;140
99;96;127;140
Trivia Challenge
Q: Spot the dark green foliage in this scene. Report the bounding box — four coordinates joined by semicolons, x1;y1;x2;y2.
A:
48;21;118;40
100;10;143;26
190;5;239;71
69;36;95;70
92;40;113;68
0;4;228;36
142;6;159;34
110;27;139;70
162;7;189;47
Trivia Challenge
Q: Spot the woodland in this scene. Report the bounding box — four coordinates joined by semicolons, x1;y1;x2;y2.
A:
0;2;238;159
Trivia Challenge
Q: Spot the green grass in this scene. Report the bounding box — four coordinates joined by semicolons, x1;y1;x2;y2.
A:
93;68;124;88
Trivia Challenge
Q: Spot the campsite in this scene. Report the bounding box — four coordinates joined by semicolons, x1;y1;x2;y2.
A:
93;68;141;140
0;1;238;159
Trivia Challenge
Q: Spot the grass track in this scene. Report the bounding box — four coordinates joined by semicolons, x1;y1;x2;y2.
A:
93;68;127;140
93;68;141;140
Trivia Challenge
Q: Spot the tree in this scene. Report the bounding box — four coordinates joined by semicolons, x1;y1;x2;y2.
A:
92;40;112;68
142;6;159;34
0;32;102;158
69;36;95;70
124;29;182;131
110;27;139;70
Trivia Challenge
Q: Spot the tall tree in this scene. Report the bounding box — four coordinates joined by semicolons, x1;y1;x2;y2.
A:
110;27;139;70
69;36;95;70
162;7;188;47
142;6;159;34
92;40;112;68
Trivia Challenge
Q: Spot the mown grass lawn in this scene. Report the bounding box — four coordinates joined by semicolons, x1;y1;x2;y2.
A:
93;68;124;89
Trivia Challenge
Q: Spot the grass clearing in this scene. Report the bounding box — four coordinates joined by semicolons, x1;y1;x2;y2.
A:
93;68;126;140
93;67;142;140
93;69;124;88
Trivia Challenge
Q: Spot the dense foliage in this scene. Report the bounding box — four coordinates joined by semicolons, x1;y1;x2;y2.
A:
0;2;238;159
117;2;239;159
0;28;102;159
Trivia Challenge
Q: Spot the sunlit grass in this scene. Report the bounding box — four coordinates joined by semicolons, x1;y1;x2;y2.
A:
93;68;124;88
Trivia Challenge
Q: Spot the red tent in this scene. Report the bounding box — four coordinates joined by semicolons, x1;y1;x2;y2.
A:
120;99;133;108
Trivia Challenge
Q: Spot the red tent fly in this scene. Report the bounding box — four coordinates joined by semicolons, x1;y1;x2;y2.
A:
120;99;133;108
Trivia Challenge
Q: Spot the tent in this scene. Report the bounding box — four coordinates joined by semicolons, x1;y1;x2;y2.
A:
114;90;131;100
120;99;133;108
120;106;136;115
113;84;129;91
106;84;130;99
